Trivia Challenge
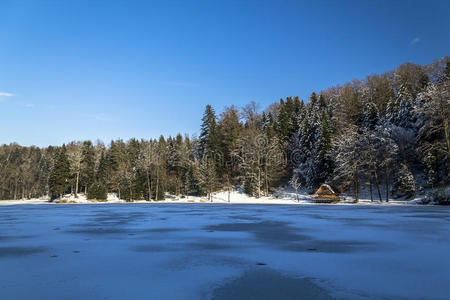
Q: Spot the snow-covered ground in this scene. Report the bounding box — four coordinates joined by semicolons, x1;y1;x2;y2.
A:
159;189;420;205
0;193;126;205
0;203;449;299
0;187;422;206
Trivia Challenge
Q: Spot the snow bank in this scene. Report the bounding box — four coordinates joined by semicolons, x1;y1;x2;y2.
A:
0;188;421;206
158;187;418;206
0;193;126;205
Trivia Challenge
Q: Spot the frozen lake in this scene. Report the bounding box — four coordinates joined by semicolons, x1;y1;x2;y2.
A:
1;204;449;299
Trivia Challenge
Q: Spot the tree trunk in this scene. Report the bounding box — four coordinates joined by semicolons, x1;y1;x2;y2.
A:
264;165;269;196
146;170;152;201
354;167;359;203
257;166;261;198
75;172;79;198
155;168;159;201
369;176;373;202
150;175;154;200
374;169;383;202
129;185;133;202
355;180;359;202
385;164;389;202
443;118;450;158
209;179;212;202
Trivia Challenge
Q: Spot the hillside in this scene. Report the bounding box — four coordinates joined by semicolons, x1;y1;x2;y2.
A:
1;57;449;204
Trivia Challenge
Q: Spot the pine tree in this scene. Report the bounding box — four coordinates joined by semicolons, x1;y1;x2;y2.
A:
80;141;95;195
166;134;189;196
185;162;202;196
48;145;71;200
199;104;219;160
199;156;217;201
392;163;416;198
293;93;322;189
423;151;438;188
218;106;242;185
87;181;107;200
386;82;415;129
314;111;333;185
154;136;167;200
66;142;82;198
361;101;379;130
198;105;222;194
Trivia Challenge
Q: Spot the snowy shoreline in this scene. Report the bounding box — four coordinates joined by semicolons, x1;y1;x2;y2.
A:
0;189;422;206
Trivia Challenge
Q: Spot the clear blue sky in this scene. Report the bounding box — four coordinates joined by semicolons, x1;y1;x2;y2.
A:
1;0;449;147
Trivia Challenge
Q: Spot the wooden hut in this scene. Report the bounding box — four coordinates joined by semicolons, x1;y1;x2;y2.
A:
311;184;339;203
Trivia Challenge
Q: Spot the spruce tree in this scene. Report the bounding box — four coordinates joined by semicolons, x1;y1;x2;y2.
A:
199;157;217;201
185;163;202;196
198;104;221;190
218;106;242;185
392;163;416;198
80;141;95;195
87;181;107;200
48;145;71;200
293;93;321;189
199;104;219;160
315;111;333;185
361;101;379;130
386;82;415;129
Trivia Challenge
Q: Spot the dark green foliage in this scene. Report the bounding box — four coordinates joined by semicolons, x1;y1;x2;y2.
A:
185;164;203;196
424;151;438;188
218;106;242;184
80;141;95;193
392;163;416;198
199;105;219;159
315;111;334;185
87;182;107;200
361;101;379;130
48;145;71;200
276;97;301;145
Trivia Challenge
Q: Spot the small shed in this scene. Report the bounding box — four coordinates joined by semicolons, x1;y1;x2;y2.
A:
311;184;339;203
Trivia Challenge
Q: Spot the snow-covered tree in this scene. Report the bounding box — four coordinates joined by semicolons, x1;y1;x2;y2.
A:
289;173;301;202
392;163;416;198
415;80;450;186
332;127;364;202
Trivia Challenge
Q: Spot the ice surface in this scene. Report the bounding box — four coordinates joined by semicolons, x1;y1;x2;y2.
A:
0;204;449;299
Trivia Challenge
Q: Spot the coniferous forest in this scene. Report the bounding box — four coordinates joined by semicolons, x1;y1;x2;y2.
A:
1;58;449;203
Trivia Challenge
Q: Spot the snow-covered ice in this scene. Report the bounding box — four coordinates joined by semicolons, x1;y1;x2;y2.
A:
0;203;449;299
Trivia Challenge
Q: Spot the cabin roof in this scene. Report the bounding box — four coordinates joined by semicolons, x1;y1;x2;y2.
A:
314;184;336;196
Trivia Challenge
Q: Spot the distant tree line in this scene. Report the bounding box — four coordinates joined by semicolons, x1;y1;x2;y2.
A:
1;57;448;202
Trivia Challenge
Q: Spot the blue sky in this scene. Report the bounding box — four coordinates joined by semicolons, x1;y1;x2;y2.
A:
1;0;449;147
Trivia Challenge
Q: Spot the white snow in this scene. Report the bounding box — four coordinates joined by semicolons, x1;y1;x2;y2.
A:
0;187;422;206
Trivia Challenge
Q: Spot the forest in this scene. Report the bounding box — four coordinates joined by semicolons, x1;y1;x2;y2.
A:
1;57;449;203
